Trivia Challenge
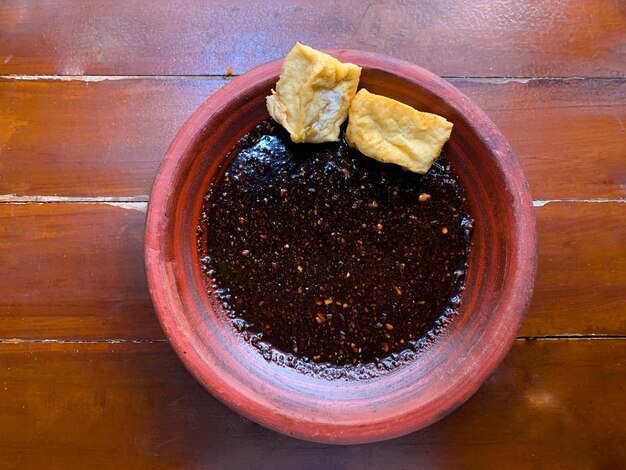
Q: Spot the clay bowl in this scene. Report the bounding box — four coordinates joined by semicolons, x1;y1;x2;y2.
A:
144;50;537;444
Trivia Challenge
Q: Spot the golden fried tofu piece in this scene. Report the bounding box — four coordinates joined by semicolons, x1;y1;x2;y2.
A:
266;43;362;143
346;89;453;174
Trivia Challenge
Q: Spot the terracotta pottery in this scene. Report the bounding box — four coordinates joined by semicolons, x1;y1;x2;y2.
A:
144;50;537;444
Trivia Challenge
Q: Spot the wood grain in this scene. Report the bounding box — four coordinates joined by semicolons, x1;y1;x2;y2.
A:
1;0;623;463
1;202;623;340
0;79;222;198
1;0;624;77
457;78;626;200
0;203;163;340
1;78;624;199
521;201;626;337
0;339;624;469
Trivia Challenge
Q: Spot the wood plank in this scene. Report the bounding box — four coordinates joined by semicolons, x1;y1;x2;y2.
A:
1;78;624;199
1;0;624;77
0;79;222;198
456;78;626;200
0;339;624;468
1;202;624;339
0;203;163;340
520;201;626;337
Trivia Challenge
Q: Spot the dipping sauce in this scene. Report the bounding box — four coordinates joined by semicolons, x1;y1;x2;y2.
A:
197;120;473;378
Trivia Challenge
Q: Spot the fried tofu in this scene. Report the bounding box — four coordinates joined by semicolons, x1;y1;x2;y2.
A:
266;43;362;143
346;89;453;174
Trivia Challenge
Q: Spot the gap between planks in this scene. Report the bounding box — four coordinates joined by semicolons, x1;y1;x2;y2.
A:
1;74;625;83
0;195;150;212
0;338;168;344
1;196;625;208
0;336;624;345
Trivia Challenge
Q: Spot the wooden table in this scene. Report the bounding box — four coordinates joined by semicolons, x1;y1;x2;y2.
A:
1;1;624;468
